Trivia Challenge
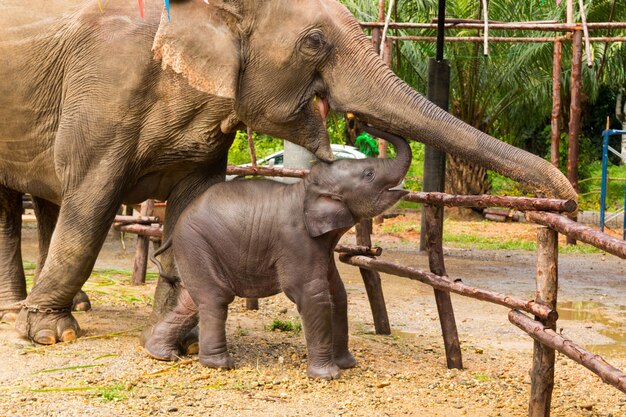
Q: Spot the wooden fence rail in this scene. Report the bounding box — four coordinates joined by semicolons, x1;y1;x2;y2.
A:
111;179;625;415
338;254;557;321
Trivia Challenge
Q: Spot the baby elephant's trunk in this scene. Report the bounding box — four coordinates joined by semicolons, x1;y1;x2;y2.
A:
362;125;412;181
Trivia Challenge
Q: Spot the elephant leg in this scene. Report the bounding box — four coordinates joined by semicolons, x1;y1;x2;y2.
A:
0;186;26;322
328;258;356;369
31;197;90;312
141;164;226;353
284;270;340;380
143;286;199;361
197;297;234;369
15;178;123;344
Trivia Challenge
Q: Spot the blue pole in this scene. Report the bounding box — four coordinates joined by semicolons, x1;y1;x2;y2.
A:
600;130;609;232
623;177;626;240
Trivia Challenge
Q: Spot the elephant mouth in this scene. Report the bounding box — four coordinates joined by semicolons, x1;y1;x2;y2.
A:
313;94;330;128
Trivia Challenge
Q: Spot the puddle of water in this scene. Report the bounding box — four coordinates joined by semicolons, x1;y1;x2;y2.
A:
557;301;626;356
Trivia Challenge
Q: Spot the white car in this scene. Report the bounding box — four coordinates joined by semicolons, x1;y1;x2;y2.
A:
227;144;367;181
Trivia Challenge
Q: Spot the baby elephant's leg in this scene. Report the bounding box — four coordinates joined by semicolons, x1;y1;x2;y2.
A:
328;259;356;369
143;286;198;361
197;298;234;369
284;276;340;380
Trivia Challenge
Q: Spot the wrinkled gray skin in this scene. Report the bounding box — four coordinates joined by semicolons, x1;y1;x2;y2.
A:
0;0;576;346
146;130;411;380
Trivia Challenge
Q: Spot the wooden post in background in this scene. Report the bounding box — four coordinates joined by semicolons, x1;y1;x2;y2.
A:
424;204;463;369
550;39;562;168
132;199;154;286
374;37;394;225
246;127;257;167
566;30;583;245
245;127;260;310
529;227;559;417
356;219;391;335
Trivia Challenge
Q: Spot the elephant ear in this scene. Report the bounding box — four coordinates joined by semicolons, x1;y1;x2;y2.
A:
152;0;240;99
304;193;356;238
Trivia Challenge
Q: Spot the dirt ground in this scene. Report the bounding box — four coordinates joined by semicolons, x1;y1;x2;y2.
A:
0;212;625;417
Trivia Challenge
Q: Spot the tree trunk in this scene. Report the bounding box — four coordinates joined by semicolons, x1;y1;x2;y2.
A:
445;155;491;196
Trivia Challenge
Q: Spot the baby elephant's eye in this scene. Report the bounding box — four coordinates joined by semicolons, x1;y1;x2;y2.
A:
363;169;376;182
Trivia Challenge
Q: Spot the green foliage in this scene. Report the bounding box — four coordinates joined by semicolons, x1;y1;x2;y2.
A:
267;318;302;333
355;132;379;157
228;131;284;165
228;111;349;166
473;373;491;382
99;383;128;402
578;161;626;212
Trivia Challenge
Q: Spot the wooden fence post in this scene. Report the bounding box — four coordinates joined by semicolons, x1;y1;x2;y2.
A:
529;226;559;417
131;199;154;286
424;204;463;369
356;219;391;335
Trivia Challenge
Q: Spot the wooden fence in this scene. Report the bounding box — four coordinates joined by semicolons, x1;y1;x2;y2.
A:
110;164;625;416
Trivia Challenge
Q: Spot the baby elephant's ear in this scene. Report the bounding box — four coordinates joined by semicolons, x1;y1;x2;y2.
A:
304;195;356;238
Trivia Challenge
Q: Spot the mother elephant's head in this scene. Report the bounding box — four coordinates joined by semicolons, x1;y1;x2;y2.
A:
153;0;576;201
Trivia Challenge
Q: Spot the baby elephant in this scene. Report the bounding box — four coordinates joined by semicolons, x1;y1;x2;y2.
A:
146;127;411;380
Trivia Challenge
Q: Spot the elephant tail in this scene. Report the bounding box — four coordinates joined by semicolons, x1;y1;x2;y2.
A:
150;235;179;284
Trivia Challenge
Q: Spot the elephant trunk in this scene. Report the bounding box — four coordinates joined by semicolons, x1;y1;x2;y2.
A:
362;125;412;184
326;18;577;202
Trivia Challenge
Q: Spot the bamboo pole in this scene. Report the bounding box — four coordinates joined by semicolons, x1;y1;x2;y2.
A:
360;21;626;31
529;227;559;417
509;310;626;394
355;220;391;335
339;255;558;321
526;211;626;259
386;35;565;43
404;191;577;213
384;35;626;43
578;0;594;67
550;40;563;168
424;204;463;369
132;200;154;285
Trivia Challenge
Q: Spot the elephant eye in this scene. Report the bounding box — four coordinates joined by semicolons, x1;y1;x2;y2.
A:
300;30;328;57
303;31;326;51
363;169;376;183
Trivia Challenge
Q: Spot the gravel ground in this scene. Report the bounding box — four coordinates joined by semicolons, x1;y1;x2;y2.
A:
0;218;624;416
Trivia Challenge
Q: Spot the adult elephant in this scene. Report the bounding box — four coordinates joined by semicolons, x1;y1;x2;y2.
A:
0;0;576;346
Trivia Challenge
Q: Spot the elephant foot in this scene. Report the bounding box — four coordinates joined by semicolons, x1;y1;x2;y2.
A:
72;290;91;312
0;301;23;323
307;362;341;380
181;326;199;355
15;307;80;345
141;325;181;361
199;352;234;370
141;324;199;361
334;351;357;369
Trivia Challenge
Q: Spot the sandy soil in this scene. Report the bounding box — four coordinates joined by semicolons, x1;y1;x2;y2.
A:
0;214;625;417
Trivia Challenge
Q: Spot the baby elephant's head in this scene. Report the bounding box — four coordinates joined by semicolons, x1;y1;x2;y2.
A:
304;127;412;237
